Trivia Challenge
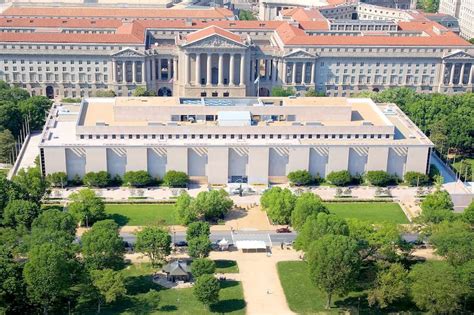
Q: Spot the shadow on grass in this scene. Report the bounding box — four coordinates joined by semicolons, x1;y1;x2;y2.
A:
215;259;237;269
160;305;178;312
211;299;246;313
125;275;163;295
220;280;239;289
108;213;129;226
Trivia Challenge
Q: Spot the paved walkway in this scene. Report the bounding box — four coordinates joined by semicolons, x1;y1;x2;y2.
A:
210;249;300;315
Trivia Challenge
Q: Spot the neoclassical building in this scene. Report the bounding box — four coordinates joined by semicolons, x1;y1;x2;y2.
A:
0;4;473;98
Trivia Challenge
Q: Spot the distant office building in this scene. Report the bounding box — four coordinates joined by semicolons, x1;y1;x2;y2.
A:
39;97;433;185
439;0;474;39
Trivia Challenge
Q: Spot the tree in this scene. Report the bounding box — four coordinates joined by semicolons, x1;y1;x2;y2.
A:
238;9;256;20
18;96;52;130
132;87;156;97
95;90;116;97
260;187;296;224
46;172;68;188
294;212;349;251
409;261;466;313
420;190;454;223
404;171;430;187
0;101;22;136
0;249;31;314
90;269;126;313
2;199;41;229
192;190;233;221
0;129;15;163
458;160;472;181
186;221;210;242
305;88;326;97
83;171;111;188
429;220;474;265
307;234;360;309
287;170;313;186
368;263;408;309
290;192;328;231
326;170;352;186
135;226;171;267
68;188;106;227
81;220;124;270
191;258;216;278
193;274;220;308
365;171;395;187
463;201;474;225
12;167;48;203
163;170;189;187
429;119;449;154
417;0;439;12
469;38;474;44
188;235;212;258
175;191;197;225
123;170;152;187
29;208;77;248
23;243;78;314
271;87;294;97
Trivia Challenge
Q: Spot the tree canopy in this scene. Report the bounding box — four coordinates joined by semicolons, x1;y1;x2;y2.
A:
68;188;106;227
290;192;328;231
135;226;171;267
260;187;296;224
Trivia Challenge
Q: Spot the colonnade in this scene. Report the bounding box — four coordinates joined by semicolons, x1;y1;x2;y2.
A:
249;58;316;85
443;62;474;85
113;60;145;84
113;57;177;85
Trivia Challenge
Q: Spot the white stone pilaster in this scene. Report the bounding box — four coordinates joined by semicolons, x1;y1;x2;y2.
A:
207;53;212;86
240;54;245;86
218;53;224;86
229;54;235;86
195;53;201;85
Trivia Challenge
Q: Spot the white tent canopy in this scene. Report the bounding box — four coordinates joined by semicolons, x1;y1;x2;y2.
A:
218;238;229;245
235;240;267;251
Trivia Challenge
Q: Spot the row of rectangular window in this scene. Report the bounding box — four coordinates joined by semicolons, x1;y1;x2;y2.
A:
80;134;392;140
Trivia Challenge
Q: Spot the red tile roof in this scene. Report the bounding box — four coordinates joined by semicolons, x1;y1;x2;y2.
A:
186;25;243;43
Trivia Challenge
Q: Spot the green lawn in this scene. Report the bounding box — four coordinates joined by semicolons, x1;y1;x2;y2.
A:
0;168;8;177
214;260;239;273
453;157;473;179
277;261;415;314
96;263;246;315
105;204;177;226
324;202;409;224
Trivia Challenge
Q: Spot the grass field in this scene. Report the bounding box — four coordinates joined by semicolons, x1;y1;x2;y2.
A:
97;263;246;315
105;204;177;226
325;202;409;224
277;261;416;314
453;157;473;179
0;168;8;177
215;260;239;273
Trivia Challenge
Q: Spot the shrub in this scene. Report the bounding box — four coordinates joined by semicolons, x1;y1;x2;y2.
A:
47;172;68;188
61;98;81;103
404;171;430;187
191;258;216;278
95;90;116;97
365;171;395;187
326;170;352;186
123;170;152;187
163;170;189;187
83;171;111;188
287;170;313;186
271;87;294;97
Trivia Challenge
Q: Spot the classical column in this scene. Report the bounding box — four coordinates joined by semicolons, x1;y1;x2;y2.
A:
302;62;306;84
112;60;116;82
229;53;235;85
132;61;137;84
292;62;296;85
167;58;172;80
195;53;201;85
449;63;455;85
310;62;315;85
240;53;245;86
141;61;145;83
440;62;446;85
207;53;212;85
218;53;224;86
264;59;269;79
173;58;178;81
184;53;190;85
151;59;156;82
122;61;127;83
272;59;277;83
282;61;287;84
249;59;253;81
157;59;162;81
459;63;465;85
469;64;473;85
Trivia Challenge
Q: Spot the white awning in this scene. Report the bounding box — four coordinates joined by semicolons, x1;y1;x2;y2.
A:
218;238;229;245
235;240;266;250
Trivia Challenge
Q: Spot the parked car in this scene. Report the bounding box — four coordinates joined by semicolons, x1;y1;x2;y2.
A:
174;241;188;247
276;226;291;233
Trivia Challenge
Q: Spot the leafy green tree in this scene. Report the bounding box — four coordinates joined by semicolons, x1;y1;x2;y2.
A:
294;212;349;251
420;190;454;223
192;190;233;221
0;249;31;314
90;269;126;313
2;199;41;229
326;170;352;186
458;160;472;181
83;171;111;188
459;260;474;303
123;170;152;187
95;90;116;97
0;176;14;216
175;191;197;225
368;263;409;309
18;96;52;130
260;187;296;224
463;201;474;225
0;129;15;163
429;220;474;266
404;171;430;186
81;220;124;270
46;172;68;188
287;170;313;186
305;88;326;97
135;226;171;267
188;235;212;258
0;101;22;136
68;188;106;227
163;170;189;187
290;192;328;231
193;274;220;308
29;208;77;248
307;234;360;309
23;243;79;314
132;87;156;96
12;166;48;203
271;87;294;97
186;221;210;242
238;9;256;20
469;38;474;44
417;0;439;12
409;261;466;313
365;171;395;187
429;119;449;154
191;258;216;278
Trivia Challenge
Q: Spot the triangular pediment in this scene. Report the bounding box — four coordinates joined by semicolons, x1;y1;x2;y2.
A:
443;50;474;60
284;49;317;59
182;34;247;49
112;48;145;58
